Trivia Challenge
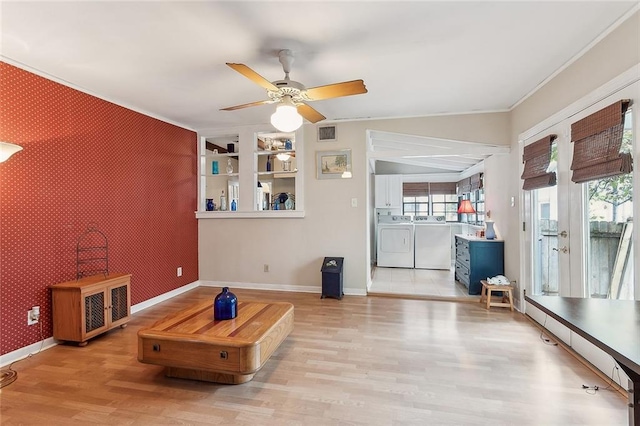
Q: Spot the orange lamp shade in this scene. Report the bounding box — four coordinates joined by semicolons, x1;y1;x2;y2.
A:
457;199;476;214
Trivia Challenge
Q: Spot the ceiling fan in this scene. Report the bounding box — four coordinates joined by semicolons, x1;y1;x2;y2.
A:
221;49;368;131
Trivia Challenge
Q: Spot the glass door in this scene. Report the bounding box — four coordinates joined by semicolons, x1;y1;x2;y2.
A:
527;126;571;297
525;82;638;301
585;107;634;299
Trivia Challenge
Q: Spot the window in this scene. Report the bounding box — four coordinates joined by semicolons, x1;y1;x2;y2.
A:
458;190;485;225
432;194;459;222
402;182;457;219
402;196;429;217
586;108;634;300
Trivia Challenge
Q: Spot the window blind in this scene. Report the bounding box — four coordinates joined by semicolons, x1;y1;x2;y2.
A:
403;182;456;197
521;134;557;190
469;173;483;191
429;182;457;195
456;177;471;195
570;100;632;184
403;182;429;197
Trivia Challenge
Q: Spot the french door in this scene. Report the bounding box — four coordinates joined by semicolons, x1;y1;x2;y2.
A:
524;81;638;301
526;122;581;298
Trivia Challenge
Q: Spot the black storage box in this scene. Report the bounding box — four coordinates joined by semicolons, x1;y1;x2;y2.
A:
321;257;344;299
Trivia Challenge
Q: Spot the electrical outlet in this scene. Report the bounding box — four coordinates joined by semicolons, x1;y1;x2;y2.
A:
351;198;358;207
27;306;40;325
263;264;269;272
177;267;182;277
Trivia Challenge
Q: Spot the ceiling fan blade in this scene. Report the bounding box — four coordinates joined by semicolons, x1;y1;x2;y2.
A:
297;103;326;123
305;79;367;101
226;63;278;91
220;99;273;111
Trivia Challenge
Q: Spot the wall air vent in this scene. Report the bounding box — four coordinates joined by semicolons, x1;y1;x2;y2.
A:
318;125;337;142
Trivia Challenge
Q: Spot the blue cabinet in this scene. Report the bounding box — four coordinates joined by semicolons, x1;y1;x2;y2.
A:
455;235;504;295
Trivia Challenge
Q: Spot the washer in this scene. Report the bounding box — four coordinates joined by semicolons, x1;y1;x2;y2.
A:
377;215;414;268
414;216;451;270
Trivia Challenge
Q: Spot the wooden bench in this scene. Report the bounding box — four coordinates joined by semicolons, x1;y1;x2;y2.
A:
138;300;294;384
480;280;514;311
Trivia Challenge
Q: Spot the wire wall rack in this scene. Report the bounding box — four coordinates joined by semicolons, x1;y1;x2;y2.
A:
76;223;109;279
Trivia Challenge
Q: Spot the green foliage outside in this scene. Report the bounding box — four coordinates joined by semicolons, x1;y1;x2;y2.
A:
588;128;633;221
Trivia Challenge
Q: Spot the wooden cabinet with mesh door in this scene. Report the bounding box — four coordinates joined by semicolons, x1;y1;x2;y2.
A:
51;273;131;346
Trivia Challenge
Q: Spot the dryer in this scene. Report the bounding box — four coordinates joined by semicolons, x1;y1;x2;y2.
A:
414;216;451;269
377;215;414;268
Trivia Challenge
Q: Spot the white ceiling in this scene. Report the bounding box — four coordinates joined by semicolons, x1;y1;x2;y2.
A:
1;1;637;174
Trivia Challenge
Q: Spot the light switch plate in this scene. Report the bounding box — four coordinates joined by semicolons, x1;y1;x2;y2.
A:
351;198;358;207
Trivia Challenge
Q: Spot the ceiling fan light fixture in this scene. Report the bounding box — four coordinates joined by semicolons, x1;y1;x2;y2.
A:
271;96;303;132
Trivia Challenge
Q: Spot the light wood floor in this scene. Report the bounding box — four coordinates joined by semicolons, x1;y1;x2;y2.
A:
0;287;627;425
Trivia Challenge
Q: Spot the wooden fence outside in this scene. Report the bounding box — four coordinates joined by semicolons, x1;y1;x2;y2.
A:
538;219;633;298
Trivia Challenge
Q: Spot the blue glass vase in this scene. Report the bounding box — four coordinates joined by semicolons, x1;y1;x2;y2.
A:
206;199;214;211
214;287;237;320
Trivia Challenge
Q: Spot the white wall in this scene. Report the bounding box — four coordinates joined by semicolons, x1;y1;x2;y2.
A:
198;112;510;295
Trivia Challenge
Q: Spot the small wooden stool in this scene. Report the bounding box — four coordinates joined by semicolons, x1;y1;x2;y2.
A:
480;280;514;311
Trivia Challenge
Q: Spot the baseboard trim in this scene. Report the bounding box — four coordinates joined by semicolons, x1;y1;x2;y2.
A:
200;280;367;296
199;280;366;296
0;337;58;369
131;281;200;314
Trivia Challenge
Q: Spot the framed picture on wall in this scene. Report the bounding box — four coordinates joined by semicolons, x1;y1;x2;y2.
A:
316;149;352;179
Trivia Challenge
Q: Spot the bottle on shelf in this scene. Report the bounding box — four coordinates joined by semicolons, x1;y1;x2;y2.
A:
226;158;233;174
231;199;237;211
266;155;272;172
220;190;227;211
257;182;263;211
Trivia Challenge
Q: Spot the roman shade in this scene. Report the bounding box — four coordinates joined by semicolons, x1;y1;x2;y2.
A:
570;100;632;184
470;173;483;191
429;182;457;195
403;182;429;197
521;134;557;190
456;173;482;195
456;177;471;195
403;182;456;197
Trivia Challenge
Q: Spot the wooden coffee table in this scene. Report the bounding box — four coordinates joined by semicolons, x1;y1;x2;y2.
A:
137;299;294;384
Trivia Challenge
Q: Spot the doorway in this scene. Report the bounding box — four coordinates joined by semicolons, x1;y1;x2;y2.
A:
523;83;638;301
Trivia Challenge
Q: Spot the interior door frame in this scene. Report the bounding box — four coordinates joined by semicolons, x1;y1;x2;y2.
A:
519;65;640;309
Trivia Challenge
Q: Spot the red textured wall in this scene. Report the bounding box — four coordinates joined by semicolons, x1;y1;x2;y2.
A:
0;62;198;355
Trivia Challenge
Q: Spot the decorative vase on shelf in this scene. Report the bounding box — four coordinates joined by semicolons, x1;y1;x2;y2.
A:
266;155;272;172
485;221;496;240
206;198;214;211
214;287;237;320
231;199;237;211
220;190;227;211
226;158;233;174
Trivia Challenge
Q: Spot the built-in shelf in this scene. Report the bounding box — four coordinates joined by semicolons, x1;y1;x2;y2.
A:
257;171;297;177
